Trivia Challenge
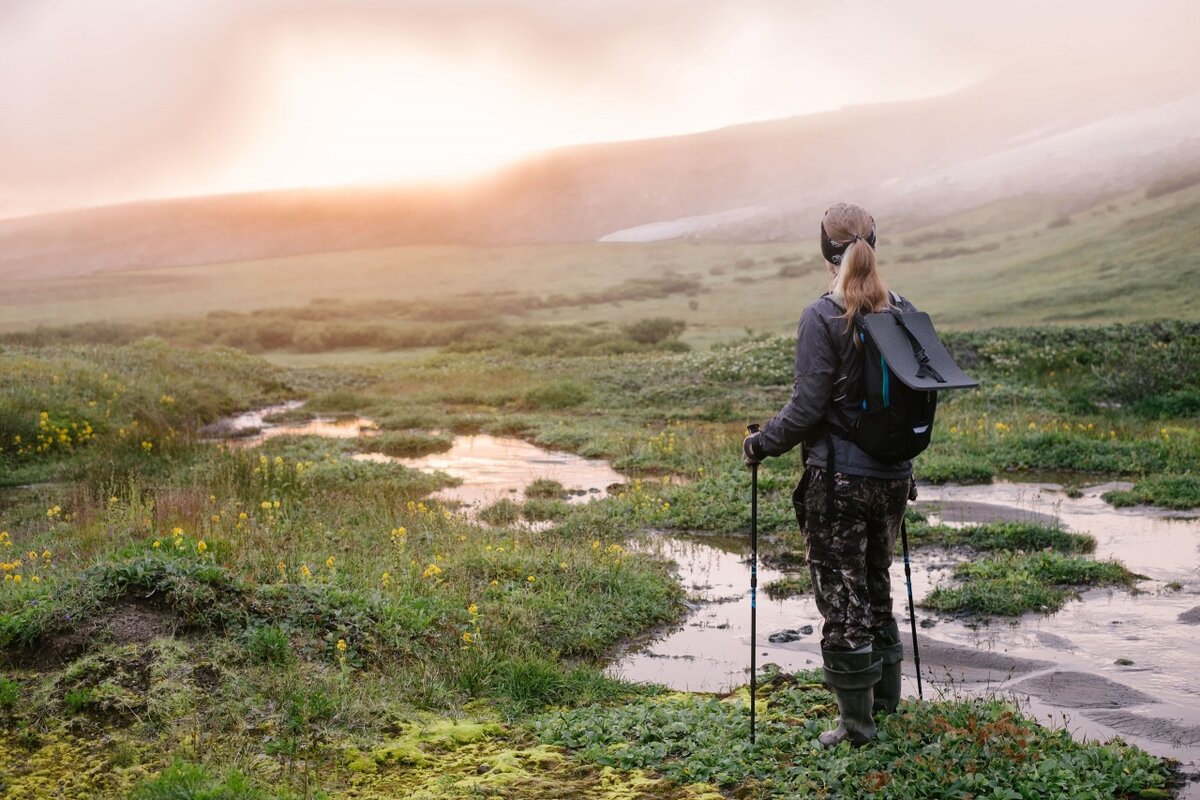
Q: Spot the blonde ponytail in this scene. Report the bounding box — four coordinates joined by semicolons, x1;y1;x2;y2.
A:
822;203;888;334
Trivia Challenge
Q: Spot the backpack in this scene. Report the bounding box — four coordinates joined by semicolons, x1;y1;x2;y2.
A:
831;299;978;463
792;297;977;531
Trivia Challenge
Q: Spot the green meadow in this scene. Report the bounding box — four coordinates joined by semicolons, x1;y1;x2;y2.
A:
2;184;1198;797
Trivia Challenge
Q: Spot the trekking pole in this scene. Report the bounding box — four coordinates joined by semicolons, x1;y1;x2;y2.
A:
900;517;923;699
746;423;760;743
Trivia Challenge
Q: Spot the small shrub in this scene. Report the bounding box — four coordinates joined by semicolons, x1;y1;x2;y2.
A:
764;574;811;600
64;687;96;714
521;380;589;410
243;625;294;666
494;657;567;714
522;498;572;522
480;499;522;526
525;479;566;499
621;318;686;346
0;676;19;709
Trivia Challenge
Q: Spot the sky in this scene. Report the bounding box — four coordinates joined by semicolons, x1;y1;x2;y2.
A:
1;0;1196;219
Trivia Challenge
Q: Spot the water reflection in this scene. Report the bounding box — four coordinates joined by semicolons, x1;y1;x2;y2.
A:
368;434;626;508
203;402;379;447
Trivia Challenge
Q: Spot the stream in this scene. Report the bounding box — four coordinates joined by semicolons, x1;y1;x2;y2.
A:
209;406;1200;792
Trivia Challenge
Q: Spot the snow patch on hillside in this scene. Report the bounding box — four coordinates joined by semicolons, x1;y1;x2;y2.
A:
599;206;769;242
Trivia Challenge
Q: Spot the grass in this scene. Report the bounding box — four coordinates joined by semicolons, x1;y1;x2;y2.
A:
922;551;1139;617
5;184;1200;347
903;520;1096;554
533;670;1172;799
1;293;1194;794
1104;474;1200;510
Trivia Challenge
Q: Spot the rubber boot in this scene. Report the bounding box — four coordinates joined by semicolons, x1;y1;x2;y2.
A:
818;645;882;748
871;620;904;714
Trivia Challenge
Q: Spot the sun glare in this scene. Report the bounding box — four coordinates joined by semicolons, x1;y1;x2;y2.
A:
230;38;554;190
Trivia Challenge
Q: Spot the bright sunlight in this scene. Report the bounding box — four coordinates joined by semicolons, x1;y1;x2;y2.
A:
229;36;566;189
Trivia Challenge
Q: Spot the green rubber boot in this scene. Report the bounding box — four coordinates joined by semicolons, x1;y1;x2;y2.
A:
872;620;904;714
818;645;882;748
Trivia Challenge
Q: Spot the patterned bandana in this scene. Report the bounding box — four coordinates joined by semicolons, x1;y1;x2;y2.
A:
820;216;877;266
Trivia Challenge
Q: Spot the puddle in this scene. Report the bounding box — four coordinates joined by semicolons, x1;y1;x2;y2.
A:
206;404;625;509
202;401;379;447
362;435;626;508
608;480;1200;782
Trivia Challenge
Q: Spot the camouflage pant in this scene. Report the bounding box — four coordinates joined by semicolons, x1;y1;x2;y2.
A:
796;467;911;651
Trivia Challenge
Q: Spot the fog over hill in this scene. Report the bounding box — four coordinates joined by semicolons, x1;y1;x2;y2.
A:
3;62;1199;281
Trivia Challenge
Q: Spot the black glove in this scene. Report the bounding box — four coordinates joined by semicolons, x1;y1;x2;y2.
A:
743;433;764;467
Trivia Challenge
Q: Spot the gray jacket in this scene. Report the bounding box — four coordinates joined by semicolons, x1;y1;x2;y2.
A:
749;293;915;479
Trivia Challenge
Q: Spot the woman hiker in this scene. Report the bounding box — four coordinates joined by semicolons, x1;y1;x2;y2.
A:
742;202;913;748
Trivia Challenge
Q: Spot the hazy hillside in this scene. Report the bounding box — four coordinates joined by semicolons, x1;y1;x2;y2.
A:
4;179;1199;341
2;64;1199;282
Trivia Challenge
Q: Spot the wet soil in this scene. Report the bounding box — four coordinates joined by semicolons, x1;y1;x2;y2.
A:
6;597;183;671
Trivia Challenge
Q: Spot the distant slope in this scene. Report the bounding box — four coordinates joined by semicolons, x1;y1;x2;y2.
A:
2;65;1199;281
4;183;1198;338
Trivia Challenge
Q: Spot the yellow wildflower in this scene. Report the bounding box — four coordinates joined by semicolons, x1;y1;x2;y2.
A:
325;556;335;569
467;603;478;615
461;631;473;644
211;514;220;523
489;579;499;587
422;563;442;579
238;512;248;521
42;550;51;559
336;639;348;652
381;571;391;587
260;501;271;510
526;575;536;583
300;564;311;578
152;540;161;548
31;576;40;583
196;540;207;555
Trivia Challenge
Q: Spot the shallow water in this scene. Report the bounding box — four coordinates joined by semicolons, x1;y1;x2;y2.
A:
368;434;627;508
203;401;379;446
606;480;1200;785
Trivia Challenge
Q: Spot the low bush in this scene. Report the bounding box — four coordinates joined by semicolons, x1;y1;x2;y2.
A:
1104;474;1200;510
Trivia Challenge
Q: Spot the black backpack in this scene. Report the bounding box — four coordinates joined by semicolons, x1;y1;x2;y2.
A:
832;305;977;462
793;298;977;528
